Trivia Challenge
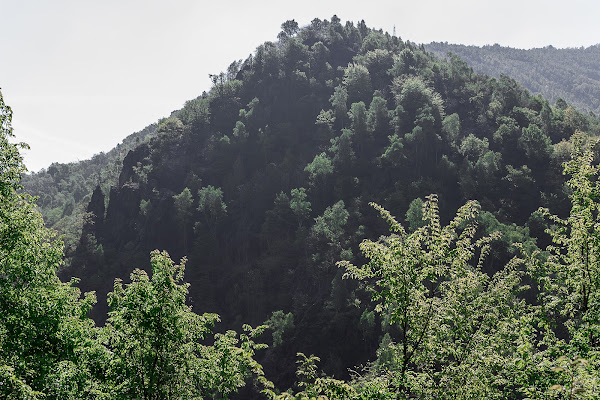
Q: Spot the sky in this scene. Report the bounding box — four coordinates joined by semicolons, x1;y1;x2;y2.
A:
1;0;599;172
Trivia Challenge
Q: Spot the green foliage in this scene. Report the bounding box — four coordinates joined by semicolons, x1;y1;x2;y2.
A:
305;152;334;185
549;356;598;399
199;325;270;399
270;354;356;400
311;200;349;244
380;133;405;167
518;123;553;161
510;132;600;399
139;198;151;216
389;48;421;77
1;91;276;398
459;134;489;162
289;188;311;227
266;310;294;347
478;211;539;256
0;95;26;191
197;185;227;224
157;117;184;135
360;30;393;53
343;63;372;105
404;197;425;232
173;187;194;249
340;195;524;398
315;109;335;132
0;365;41;399
358;49;394;89
330;85;348;122
233;120;248;139
104;251;217;398
330;129;356;168
536;132;600;337
309;200;350;270
264;132;600;397
103;250;271;399
179;97;210;132
442;113;461;147
367;95;389;135
348;101;368;138
279;20;300;40
0;90;100;398
173;187;193;223
262;191;294;240
132;161;152;184
393;76;445;126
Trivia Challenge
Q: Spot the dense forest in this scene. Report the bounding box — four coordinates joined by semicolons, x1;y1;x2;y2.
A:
5;16;600;398
426;42;600;115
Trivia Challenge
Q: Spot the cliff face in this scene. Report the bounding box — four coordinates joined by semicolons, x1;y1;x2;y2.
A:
63;18;596;387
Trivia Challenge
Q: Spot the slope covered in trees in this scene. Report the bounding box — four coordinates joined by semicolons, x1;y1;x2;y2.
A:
426;42;600;115
58;16;600;387
20;122;158;260
7;91;600;398
9;16;600;398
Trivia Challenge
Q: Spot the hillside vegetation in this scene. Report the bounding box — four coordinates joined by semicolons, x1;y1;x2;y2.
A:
426;42;600;114
5;16;600;399
20;123;157;259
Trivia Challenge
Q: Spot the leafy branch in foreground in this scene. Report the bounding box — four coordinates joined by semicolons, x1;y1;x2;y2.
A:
104;250;271;400
0;89;100;399
339;195;525;399
527;132;600;399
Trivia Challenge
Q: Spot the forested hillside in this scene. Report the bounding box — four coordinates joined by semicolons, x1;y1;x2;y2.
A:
20;123;158;259
6;16;600;399
65;16;597;386
24;31;600;276
426;42;600;114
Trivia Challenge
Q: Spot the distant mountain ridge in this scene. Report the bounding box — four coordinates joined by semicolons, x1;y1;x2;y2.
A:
426;42;600;114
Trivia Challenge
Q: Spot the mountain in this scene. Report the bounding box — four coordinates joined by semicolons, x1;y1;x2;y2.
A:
24;17;600;389
26;35;600;273
426;42;600;115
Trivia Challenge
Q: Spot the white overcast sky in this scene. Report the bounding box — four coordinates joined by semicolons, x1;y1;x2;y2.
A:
1;0;599;171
